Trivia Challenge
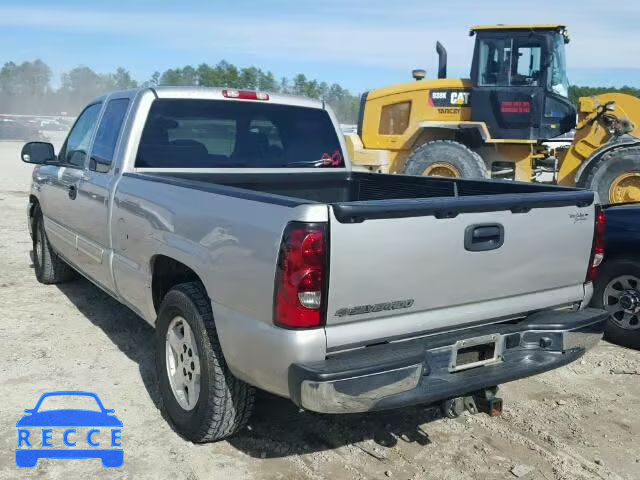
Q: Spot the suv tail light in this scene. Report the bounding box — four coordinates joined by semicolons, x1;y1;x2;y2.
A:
587;207;606;281
274;222;328;328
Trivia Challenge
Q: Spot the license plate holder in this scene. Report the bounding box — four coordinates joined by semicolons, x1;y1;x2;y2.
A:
449;334;503;372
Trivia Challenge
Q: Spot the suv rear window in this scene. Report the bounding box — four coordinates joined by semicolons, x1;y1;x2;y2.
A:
136;99;344;168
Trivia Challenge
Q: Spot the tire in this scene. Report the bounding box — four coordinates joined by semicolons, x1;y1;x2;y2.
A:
582;146;640;204
591;258;640;349
156;281;255;442
403;140;489;179
32;209;76;284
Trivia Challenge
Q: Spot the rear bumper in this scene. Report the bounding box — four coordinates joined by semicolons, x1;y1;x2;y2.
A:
289;308;607;414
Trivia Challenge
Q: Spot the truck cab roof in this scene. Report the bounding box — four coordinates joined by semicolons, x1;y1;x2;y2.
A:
94;86;326;111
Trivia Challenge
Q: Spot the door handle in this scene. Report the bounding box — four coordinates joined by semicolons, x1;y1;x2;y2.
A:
68;185;77;200
465;224;504;252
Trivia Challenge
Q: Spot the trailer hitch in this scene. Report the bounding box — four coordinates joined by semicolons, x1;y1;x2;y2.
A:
440;387;503;418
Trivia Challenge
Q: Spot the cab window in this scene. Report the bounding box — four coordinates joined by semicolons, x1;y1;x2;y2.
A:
478;38;512;86
549;33;570;97
90;98;130;173
512;41;542;86
136;99;344;168
58;103;102;168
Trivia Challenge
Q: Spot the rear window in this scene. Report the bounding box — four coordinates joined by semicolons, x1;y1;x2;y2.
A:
136;99;344;168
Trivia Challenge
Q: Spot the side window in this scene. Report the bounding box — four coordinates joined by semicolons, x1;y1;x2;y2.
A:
513;43;542;86
478;38;512;86
379;102;411;135
58;103;102;168
90;98;130;173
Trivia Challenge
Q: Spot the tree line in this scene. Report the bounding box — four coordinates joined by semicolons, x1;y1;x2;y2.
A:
568;85;640;107
0;60;360;123
1;59;638;124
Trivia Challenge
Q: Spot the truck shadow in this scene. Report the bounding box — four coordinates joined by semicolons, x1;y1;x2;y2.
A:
229;391;437;458
53;277;162;412
53;275;441;458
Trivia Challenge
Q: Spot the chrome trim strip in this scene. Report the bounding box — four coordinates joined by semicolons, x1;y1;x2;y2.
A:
77;236;104;264
45;218;75;248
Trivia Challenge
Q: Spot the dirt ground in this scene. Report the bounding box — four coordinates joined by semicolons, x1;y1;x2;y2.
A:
0;139;639;480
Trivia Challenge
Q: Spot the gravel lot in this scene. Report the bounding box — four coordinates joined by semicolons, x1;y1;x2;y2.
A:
0;139;639;480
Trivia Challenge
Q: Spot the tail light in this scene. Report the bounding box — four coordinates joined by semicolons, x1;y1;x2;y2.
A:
587;207;606;281
222;89;269;101
274;222;328;328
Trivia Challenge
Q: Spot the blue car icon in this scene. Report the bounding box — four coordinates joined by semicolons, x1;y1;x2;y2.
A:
16;391;123;468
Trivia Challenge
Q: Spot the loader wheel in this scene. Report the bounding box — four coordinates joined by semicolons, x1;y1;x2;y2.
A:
583;147;640;204
403;141;488;179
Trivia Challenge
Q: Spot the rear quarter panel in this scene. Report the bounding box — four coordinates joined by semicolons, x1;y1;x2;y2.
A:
110;175;329;394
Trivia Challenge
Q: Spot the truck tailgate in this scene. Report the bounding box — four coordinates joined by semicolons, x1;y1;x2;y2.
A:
325;191;595;349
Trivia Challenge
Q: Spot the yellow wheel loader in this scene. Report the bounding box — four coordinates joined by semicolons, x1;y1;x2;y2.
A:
345;24;640;203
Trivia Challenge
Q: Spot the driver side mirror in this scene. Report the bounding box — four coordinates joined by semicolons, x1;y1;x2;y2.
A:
21;142;56;164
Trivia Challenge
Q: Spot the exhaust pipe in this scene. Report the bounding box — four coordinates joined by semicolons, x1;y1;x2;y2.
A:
436;41;447;79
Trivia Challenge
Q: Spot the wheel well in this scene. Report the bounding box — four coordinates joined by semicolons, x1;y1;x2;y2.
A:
151;255;201;312
28;195;39;216
412;126;485;151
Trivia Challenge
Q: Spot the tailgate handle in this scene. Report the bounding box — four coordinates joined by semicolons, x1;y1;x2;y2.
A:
465;224;504;252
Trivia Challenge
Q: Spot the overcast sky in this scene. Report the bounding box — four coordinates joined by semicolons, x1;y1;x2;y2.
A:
1;0;639;92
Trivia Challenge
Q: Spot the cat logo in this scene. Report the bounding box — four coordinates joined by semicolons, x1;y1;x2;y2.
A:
429;90;471;108
451;92;470;105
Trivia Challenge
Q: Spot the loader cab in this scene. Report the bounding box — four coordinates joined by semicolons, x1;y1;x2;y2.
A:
469;25;576;140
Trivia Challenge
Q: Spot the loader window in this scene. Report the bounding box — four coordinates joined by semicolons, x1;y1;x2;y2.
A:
379;102;411;135
549;33;570;97
478;38;512;86
478;37;543;88
512;43;542;86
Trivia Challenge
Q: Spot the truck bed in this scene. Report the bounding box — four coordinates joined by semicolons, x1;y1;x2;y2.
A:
126;169;596;350
132;171;592;223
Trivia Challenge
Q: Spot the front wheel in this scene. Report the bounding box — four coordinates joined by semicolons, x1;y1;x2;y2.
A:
156;281;254;442
32;210;76;284
592;259;640;349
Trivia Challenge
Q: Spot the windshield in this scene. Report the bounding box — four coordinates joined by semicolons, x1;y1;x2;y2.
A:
549;33;570;97
136;99;344;169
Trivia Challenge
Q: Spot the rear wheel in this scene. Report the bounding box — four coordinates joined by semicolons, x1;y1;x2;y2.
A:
403;140;488;179
592;259;640;349
156;281;254;442
583;147;640;203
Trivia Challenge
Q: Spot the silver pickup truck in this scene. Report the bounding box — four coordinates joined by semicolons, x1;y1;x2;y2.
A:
22;87;607;442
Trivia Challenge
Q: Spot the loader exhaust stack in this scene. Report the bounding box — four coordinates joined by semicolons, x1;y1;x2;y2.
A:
436;41;447;79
